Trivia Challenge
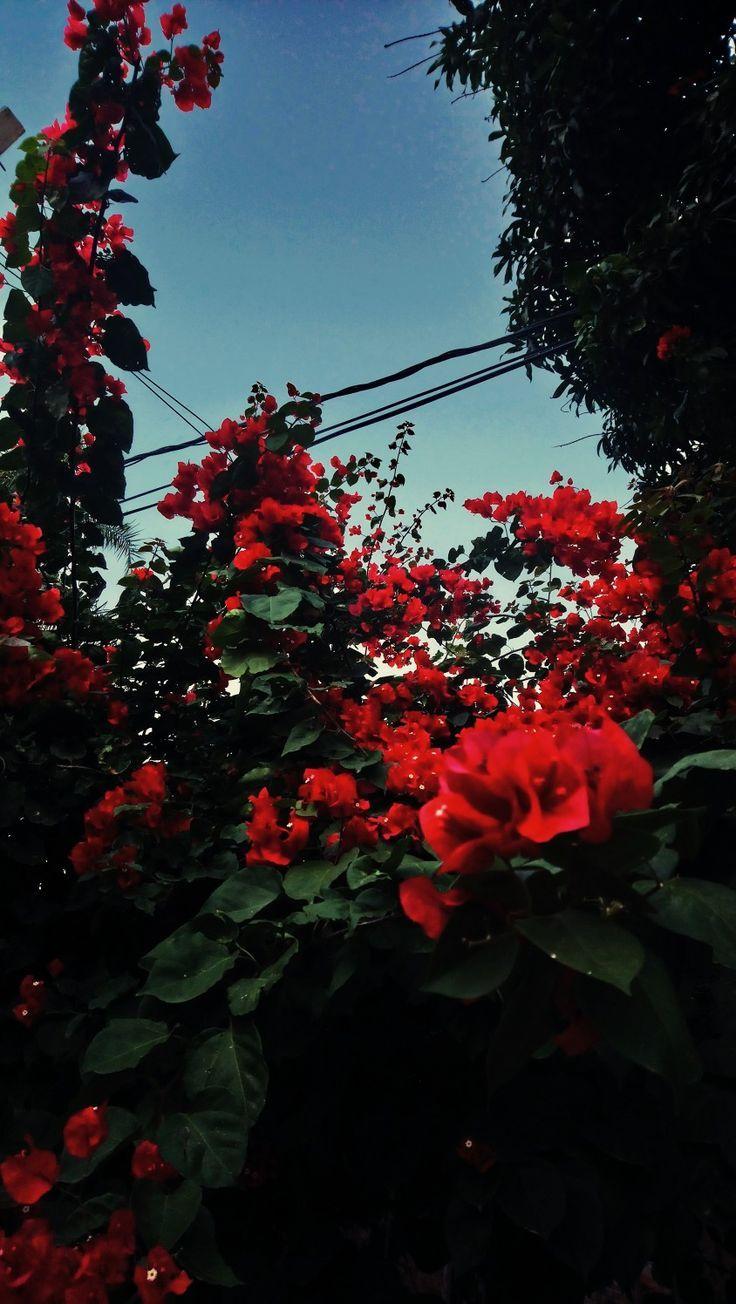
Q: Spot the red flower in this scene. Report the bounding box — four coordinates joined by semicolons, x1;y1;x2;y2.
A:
420;718;653;872
420;726;590;873
558;717;653;842
131;1140;179;1183
245;788;310;867
656;324;692;361
456;1137;496;1173
12;974;46;1026
0;1146;59;1204
298;767;366;819
64;1105;108;1158
554;1014;600;1057
134;1246;192;1303
399;877;468;940
160;4;187;39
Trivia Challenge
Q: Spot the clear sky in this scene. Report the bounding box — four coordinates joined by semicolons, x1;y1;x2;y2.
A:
3;0;625;559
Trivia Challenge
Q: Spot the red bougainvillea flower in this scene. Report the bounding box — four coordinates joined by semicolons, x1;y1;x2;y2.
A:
398;876;468;940
420;726;590;872
456;1137;497;1173
12;974;47;1026
656;324;692;361
419;718;653;873
131;1140;179;1183
554;1014;601;1057
134;1246;192;1302
245;788;310;867
0;1145;59;1204
298;767;368;819
161;4;187;39
64;1105;108;1158
558;717;653;842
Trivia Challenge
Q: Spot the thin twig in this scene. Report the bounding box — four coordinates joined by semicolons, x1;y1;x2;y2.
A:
384;30;439;50
388;54;436;78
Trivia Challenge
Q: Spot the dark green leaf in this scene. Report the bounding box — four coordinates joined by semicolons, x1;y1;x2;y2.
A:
179;1207;241;1287
183;1024;268;1127
141;930;234;1003
283;860;344;901
102;314;149;372
579;955;701;1090
82;1018;170;1075
282;720;323;755
640;878;736;967
105;249;155;307
241;588;302;623
134;1179;202;1250
157;1093;249;1188
422;933;518;999
201;866;281;923
516;910;645;993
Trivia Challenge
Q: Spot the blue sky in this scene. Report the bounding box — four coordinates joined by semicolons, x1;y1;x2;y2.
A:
3;0;625;557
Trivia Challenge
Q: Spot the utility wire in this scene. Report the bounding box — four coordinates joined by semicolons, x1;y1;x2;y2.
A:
319;309;574;402
125;312;576;468
122;339;572;516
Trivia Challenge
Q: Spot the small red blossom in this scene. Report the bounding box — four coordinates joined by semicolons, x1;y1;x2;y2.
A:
64;1105;108;1159
398;876;468;940
1;1145;59;1204
656;324;692;361
134;1246;192;1303
245;788;310;867
161;4;187;39
131;1140;179;1183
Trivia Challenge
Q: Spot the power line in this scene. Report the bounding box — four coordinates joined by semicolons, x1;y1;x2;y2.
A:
121;339;572;516
130;373;208;438
319;310;574;402
124;317;575;470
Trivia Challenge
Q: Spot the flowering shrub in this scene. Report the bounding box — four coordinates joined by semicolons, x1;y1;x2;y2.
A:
1;5;736;1303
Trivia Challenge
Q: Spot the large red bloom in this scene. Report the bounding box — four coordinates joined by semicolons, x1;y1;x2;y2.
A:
420;726;590;873
419;718;653;873
0;1146;59;1205
64;1105;108;1159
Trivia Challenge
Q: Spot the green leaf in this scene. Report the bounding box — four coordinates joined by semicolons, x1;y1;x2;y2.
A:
59;1193;126;1243
227;941;299;1016
516;909;645;993
126;120;178;179
640;878;736;968
220;648;279;677
241;588;302;623
157;1093;249;1188
105;249;155;306
86;397;134;452
579;955;701;1090
102;314;149;372
82;1018;170;1075
21;264;53;300
134;1179;202;1250
423;933;518;999
656;749;736;794
201;866;281;923
141;930;234;1004
282;720;323;755
179;1207;241;1287
283;860;344;901
486;948;558;1096
622;709;655;750
183;1024;268;1128
60;1107;137;1183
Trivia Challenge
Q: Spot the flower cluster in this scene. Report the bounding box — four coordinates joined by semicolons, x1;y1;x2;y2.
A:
69;762;190;886
400;715;653;937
